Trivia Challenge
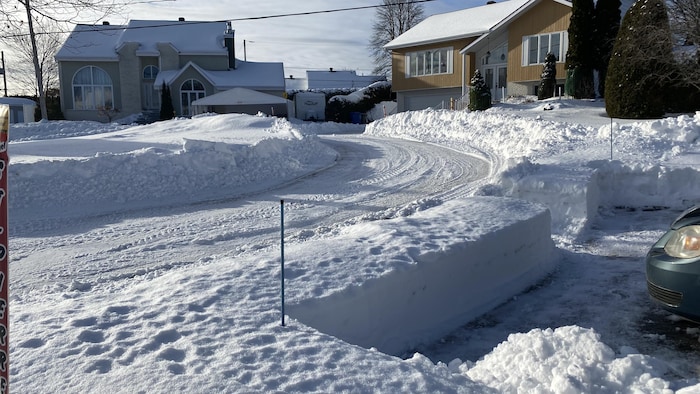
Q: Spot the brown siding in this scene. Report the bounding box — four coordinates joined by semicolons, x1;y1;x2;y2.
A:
391;38;475;92
508;0;571;82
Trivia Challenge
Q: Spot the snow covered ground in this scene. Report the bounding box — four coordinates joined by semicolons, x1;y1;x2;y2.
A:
6;99;700;392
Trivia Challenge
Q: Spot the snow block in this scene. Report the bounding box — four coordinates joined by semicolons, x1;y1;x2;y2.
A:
287;197;556;355
508;165;599;236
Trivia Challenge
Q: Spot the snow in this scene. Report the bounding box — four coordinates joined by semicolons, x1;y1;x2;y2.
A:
56;21;229;60
5;99;700;392
384;0;533;49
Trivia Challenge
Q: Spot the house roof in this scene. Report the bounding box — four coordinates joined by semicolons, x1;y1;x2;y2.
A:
384;0;570;50
306;70;386;89
56;20;229;61
55;24;125;61
191;88;290;107
0;98;36;107
154;60;285;91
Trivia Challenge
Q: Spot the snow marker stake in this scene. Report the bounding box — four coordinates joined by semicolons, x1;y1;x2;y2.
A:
280;199;285;327
610;117;614;161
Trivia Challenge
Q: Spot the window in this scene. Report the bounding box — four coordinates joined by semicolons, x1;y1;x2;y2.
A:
406;47;452;77
180;79;205;116
142;66;160;110
522;32;567;65
72;66;114;110
143;65;159;80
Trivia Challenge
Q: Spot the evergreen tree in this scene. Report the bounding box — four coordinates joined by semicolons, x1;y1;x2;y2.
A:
538;53;557;100
593;0;621;98
159;82;175;121
468;70;491;111
565;0;596;98
605;0;675;118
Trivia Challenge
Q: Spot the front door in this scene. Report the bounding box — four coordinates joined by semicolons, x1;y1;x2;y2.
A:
483;66;507;102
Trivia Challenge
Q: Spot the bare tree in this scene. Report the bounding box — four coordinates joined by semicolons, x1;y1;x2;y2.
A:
0;0;127;119
369;0;425;76
668;0;700;90
668;0;700;46
3;17;61;98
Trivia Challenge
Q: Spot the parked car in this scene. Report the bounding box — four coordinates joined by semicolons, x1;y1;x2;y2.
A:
646;205;700;322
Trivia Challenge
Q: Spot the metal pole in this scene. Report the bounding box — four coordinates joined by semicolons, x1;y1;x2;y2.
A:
280;199;285;327
0;52;6;97
610;117;613;161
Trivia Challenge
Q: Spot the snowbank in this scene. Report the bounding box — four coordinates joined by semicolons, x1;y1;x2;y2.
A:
366;107;700;239
288;197;556;354
9;114;338;218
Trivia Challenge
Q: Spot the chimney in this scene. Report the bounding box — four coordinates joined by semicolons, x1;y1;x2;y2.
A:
178;17;185;21
224;22;236;69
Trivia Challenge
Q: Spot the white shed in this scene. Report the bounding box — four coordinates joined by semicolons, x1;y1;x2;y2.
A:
191;88;291;117
0;98;36;123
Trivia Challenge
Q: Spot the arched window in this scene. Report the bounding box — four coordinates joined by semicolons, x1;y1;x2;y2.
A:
180;79;205;116
143;65;159;80
72;66;114;110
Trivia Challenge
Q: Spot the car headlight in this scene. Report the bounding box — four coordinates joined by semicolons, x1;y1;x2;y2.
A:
664;225;700;259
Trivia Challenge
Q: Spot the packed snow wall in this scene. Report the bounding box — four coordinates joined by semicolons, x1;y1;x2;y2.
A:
286;197;557;356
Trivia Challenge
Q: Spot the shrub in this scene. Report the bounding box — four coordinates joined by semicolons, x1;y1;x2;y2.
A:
468;70;491;111
159;83;175;120
538;53;557;100
605;0;674;118
325;82;393;123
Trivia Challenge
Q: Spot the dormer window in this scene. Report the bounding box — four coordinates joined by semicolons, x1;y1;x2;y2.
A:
143;65;159;80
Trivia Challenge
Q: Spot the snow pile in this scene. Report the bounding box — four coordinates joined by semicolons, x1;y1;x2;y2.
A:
328;81;391;104
464;326;672;393
10;113;338;217
366;104;700;238
288;198;556;355
10;119;129;141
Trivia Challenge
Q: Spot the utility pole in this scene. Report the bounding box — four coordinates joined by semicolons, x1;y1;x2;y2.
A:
0;52;6;97
24;0;48;119
243;40;253;62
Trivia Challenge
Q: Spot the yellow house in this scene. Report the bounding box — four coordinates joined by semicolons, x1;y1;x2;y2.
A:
385;0;572;112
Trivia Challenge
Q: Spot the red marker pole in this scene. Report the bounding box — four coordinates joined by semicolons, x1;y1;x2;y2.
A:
0;105;9;393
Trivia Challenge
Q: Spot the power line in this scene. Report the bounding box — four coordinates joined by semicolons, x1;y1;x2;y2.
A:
230;0;436;21
0;0;436;39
